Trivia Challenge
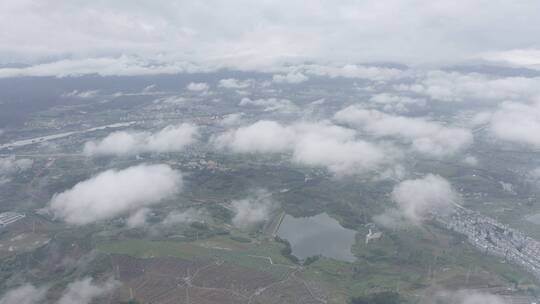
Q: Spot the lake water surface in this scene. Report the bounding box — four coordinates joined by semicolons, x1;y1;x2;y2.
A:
277;213;357;262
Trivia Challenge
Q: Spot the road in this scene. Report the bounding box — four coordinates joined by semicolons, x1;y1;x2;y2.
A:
0;121;136;150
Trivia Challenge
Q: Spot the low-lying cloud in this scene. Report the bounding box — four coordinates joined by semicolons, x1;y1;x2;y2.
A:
369;93;426;113
161;208;206;227
422;290;506;304
186;82;209;91
213;120;295;154
62;90;99;99
218;78;251;89
392;174;458;222
272;71;308;84
57;277;119;304
0;157;33;184
239;97;298;113
527;167;540;188
0;157;33;175
231;190;278;229
125;208;151;229
49;164;182;225
84;123;198;156
0;277;120;304
219;113;245;126
213;120;396;175
303;64;404;81
397;71;540;103
0;284;47;304
375;174;458;227
335;107;473;157
488;101;540;148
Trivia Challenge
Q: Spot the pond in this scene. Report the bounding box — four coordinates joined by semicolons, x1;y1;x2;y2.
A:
277;213;357;262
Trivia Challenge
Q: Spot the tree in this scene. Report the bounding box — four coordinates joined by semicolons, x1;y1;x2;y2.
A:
350;291;402;304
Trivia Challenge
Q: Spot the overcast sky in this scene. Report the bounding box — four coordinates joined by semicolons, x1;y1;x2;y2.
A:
1;0;540;70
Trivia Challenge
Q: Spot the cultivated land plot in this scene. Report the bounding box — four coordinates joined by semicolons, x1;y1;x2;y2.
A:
97;236;296;279
108;254;326;304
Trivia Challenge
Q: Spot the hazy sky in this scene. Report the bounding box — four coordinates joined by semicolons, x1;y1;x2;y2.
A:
1;0;540;70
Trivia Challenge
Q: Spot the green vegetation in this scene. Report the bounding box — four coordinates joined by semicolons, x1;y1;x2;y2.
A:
96;235;294;279
350;291;402;304
230;235;252;243
303;255;320;266
274;236;300;264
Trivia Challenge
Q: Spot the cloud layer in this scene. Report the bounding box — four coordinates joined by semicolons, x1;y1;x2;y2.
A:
186;82;209;91
231;190;278;229
335;107;473;157
218;78;251;89
392;174;457;222
0;157;33;184
84;123;198;156
423;290;506;304
1;1;540;70
376;174;458;227
239;97;298;113
0;284;47;304
213;120;395;175
57;277;119;304
0;278;119;304
397;71;540;103
49;164;182;225
488;101;540;148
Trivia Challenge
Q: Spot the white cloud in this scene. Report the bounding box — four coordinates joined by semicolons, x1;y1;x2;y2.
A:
156;95;187;105
219;113;245;126
0;157;33;175
0;56;201;78
369;93;425;113
84;123;198;156
530;167;540;179
239;97;298;113
423;290;506;304
62;90;99;98
377;174;458;226
0;157;33;184
397;71;540;103
334;107;473;157
186;82;209;91
304;64;404;81
218;78;251;89
0;284;47;304
488;101;540;148
272;71;308;84
470;111;493;127
213;120;396;175
212;120;296;154
376;164;406;181
142;84;157;92
463;155;478;166
57;277;119;304
161;208;206;227
2;2;540;75
528;167;540;187
480;48;540;68
126;208;151;228
231;190;277;229
291;130;390;175
49;164;182;225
